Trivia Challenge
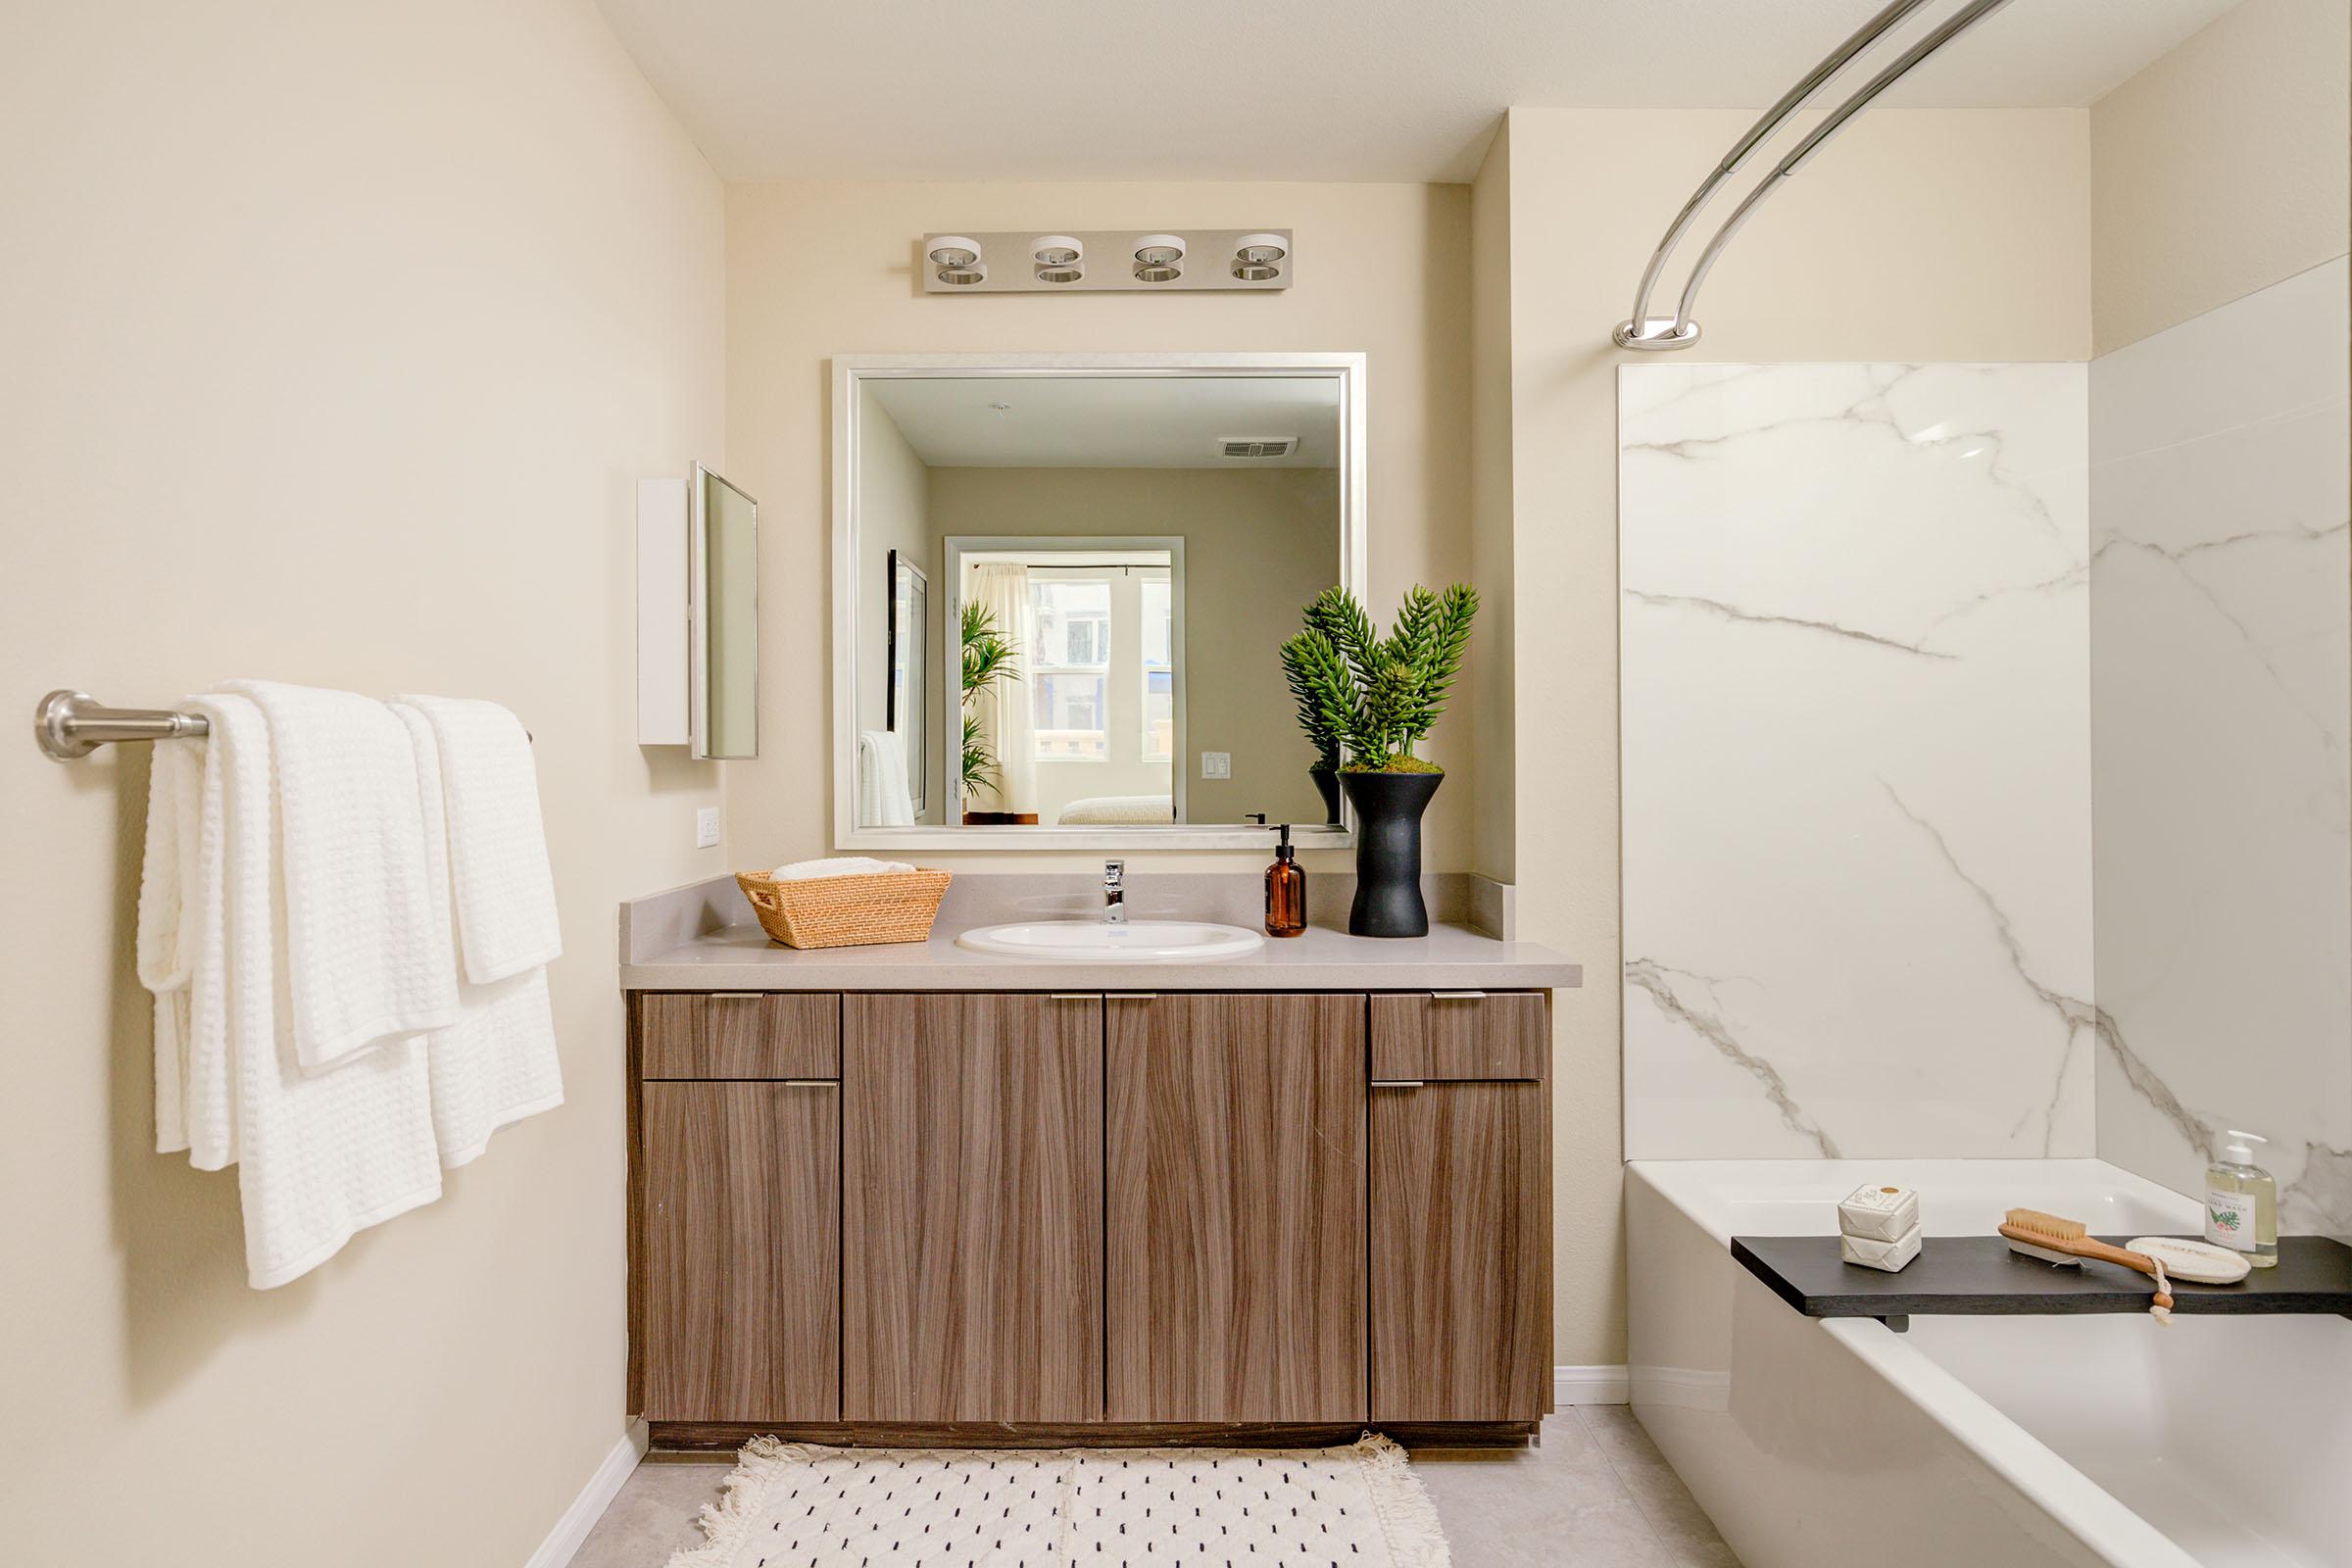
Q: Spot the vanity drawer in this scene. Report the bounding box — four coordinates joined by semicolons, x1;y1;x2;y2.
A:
1370;992;1547;1082
639;993;841;1080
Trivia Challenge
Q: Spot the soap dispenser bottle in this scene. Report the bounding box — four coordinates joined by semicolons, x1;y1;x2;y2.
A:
2205;1130;2278;1267
1264;823;1305;938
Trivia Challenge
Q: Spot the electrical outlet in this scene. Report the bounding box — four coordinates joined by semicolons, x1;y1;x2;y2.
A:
695;806;720;849
1200;752;1231;779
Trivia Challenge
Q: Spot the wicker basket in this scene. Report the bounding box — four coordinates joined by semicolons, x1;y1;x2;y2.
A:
734;867;954;950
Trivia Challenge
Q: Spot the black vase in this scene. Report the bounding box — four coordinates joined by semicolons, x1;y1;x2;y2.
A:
1310;767;1343;825
1341;769;1443;937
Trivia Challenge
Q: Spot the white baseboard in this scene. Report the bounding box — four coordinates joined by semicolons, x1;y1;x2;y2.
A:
1553;1365;1631;1406
526;1422;648;1568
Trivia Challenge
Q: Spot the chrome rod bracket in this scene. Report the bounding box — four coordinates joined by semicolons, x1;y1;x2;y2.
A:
1612;318;1704;353
35;689;210;761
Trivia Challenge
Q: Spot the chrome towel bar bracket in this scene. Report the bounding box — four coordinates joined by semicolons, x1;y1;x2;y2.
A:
35;690;209;760
33;689;532;760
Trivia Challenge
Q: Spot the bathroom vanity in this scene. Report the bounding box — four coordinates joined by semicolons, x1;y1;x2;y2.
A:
619;877;1578;1449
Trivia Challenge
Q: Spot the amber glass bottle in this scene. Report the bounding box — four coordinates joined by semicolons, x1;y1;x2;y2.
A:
1265;823;1306;937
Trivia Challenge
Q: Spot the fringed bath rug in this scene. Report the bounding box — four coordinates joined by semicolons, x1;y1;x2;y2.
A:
666;1434;1449;1568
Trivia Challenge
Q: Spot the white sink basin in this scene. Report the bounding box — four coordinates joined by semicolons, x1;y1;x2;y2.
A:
956;920;1265;961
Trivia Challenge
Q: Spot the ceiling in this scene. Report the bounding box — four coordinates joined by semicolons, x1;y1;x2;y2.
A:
866;375;1342;468
592;0;2237;183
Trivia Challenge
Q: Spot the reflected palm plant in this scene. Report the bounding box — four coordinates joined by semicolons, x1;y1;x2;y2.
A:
959;600;1020;802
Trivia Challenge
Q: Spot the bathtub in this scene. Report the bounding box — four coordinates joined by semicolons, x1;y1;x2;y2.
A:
1626;1159;2349;1568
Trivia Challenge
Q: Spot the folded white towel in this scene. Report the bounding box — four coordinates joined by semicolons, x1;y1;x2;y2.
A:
219;680;458;1071
137;735;205;1154
392;695;561;983
858;729;916;827
178;695;445;1288
769;856;917;880
391;703;564;1167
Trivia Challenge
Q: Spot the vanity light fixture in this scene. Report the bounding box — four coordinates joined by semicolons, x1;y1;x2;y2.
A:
928;234;985;286
1231;232;1287;281
919;231;1289;293
1133;233;1186;283
1032;234;1084;283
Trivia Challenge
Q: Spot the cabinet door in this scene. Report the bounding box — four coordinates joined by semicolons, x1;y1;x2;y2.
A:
1370;1081;1549;1422
639;1081;839;1422
1105;993;1366;1423
842;993;1104;1423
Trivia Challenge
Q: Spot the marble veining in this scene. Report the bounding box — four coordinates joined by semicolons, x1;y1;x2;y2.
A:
2090;258;2352;1236
1620;361;2094;1160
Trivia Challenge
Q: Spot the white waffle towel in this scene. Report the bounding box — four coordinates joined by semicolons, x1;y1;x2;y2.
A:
392;695;561;983
170;695;445;1287
219;679;458;1070
391;702;564;1166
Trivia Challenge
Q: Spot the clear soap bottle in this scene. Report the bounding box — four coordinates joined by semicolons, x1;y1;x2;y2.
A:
2205;1130;2278;1267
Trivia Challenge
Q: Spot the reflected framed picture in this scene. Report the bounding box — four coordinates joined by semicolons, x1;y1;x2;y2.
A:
887;549;927;816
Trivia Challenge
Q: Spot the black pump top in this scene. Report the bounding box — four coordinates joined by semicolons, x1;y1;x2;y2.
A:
1275;823;1295;862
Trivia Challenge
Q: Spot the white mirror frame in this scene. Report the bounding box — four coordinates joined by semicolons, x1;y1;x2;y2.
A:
831;351;1367;851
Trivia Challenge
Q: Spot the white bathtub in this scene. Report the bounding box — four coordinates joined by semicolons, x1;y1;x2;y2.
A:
1627;1159;2350;1568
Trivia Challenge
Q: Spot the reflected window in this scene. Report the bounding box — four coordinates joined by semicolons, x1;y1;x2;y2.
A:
1142;576;1172;759
1033;576;1111;760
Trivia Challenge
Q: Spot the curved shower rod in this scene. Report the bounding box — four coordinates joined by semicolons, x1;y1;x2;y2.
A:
1613;0;2014;352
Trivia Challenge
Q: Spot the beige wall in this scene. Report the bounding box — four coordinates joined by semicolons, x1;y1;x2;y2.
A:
1494;106;2091;1364
2092;0;2352;355
0;1;723;1562
1469;122;1519;886
926;466;1341;826
725;180;1471;872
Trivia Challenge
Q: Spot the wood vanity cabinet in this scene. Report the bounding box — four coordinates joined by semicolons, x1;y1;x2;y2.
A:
840;993;1103;1423
636;1079;839;1423
628;986;1551;1443
1105;993;1367;1422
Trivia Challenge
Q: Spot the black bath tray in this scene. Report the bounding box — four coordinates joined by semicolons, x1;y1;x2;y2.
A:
1732;1234;2352;1330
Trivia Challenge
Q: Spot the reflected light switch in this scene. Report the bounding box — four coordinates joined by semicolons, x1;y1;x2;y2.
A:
1200;752;1231;779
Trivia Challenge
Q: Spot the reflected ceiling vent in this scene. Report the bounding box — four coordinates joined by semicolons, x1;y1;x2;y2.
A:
1217;437;1297;460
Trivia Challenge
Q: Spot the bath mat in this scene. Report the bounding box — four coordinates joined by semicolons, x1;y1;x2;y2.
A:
665;1433;1449;1568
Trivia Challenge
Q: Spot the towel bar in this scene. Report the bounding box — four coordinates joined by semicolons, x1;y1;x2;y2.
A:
34;689;530;760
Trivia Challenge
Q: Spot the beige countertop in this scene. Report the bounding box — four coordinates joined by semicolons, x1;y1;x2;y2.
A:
619;873;1580;993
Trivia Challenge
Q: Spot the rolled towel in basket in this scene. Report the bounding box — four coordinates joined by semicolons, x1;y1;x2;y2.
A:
769;856;916;880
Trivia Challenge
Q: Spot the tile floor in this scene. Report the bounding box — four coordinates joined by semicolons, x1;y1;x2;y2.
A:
566;1405;1740;1568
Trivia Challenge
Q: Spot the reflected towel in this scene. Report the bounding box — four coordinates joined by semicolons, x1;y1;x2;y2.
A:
858;729;916;826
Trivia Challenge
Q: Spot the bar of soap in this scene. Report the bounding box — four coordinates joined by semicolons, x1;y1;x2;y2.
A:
1838;1183;1921;1242
1840;1223;1922;1273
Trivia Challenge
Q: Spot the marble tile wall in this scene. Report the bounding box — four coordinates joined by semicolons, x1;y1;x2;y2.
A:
1620;363;2094;1158
2089;258;2352;1235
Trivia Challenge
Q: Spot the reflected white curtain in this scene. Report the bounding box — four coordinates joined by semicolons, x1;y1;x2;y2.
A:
966;564;1037;815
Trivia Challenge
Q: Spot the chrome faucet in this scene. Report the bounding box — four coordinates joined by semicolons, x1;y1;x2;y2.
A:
1103;859;1127;924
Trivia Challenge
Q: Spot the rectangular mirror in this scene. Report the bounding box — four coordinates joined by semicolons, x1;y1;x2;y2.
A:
690;463;760;760
832;353;1364;848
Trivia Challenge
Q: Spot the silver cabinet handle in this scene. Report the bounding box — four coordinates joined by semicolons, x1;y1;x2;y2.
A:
1103;992;1158;1001
1370;1080;1426;1089
1048;993;1101;1001
1429;990;1486;1001
706;991;766;1001
777;1079;836;1089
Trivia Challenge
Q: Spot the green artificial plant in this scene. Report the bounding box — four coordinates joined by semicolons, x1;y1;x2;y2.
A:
1279;582;1478;773
958;600;1020;802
